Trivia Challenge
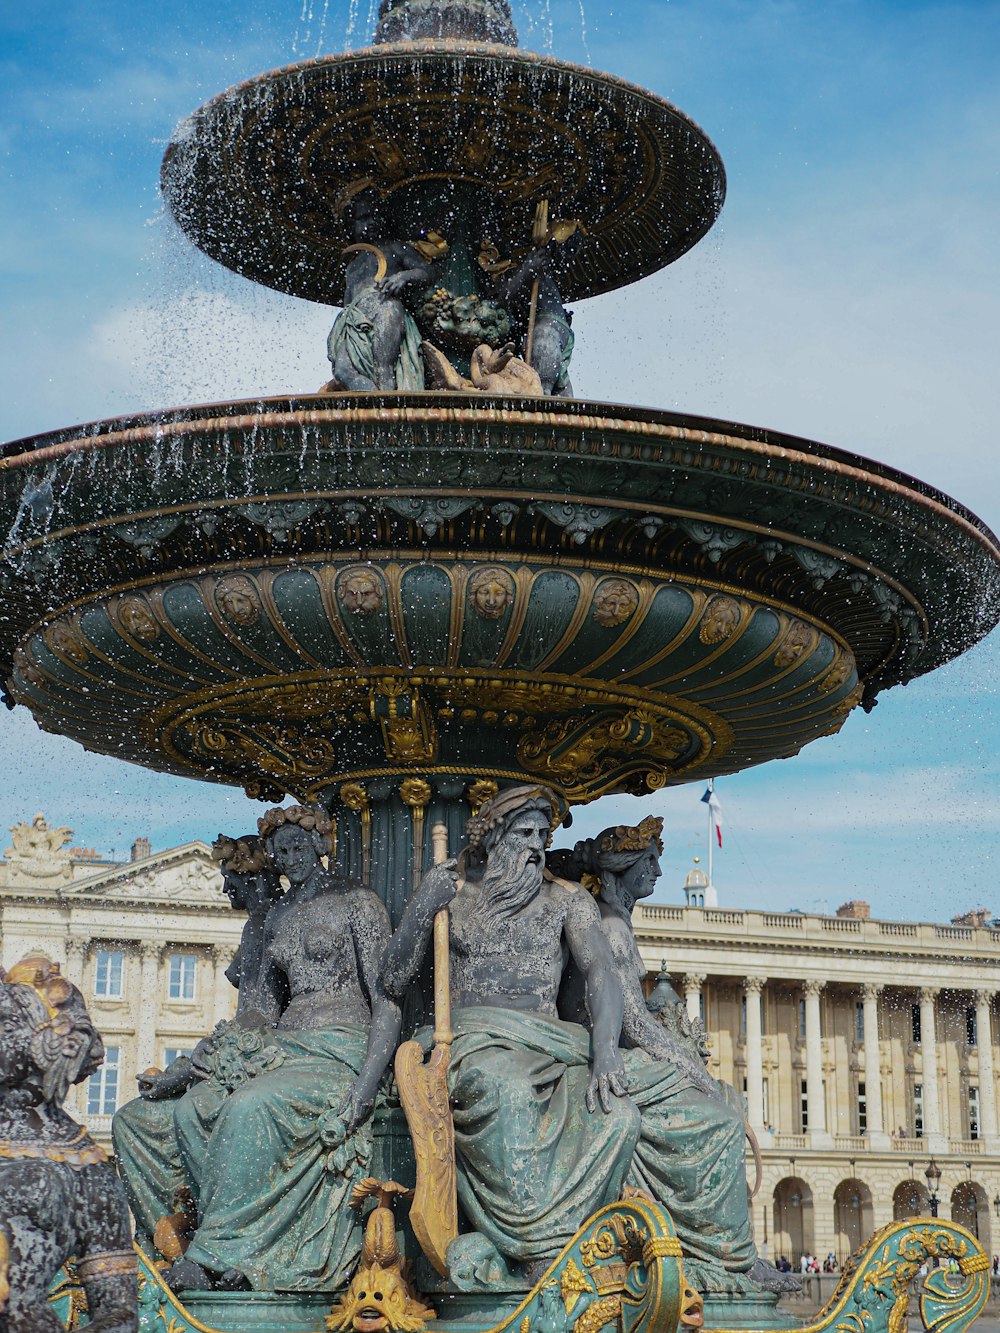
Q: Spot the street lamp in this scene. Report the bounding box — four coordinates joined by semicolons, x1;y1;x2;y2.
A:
925;1158;942;1218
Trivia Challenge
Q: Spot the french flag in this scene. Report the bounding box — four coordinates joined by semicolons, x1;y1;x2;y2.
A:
701;785;723;847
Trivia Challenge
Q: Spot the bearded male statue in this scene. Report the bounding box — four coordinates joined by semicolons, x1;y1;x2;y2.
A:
381;785;634;1282
384;786;786;1292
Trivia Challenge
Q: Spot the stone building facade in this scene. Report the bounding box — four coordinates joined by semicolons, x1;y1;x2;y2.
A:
0;815;240;1139
1;814;997;1264
633;885;1000;1265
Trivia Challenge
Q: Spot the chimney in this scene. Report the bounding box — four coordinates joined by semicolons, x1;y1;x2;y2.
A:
836;899;870;920
131;836;152;862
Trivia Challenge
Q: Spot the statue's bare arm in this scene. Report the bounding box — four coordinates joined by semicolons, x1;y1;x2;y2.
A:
341;892;401;1132
380;860;459;1003
610;933;722;1100
378;243;434;296
562;890;628;1112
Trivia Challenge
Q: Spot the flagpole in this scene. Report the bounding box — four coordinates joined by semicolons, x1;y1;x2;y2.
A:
707;778;714;886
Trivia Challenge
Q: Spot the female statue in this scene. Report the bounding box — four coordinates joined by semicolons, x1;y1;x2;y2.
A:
112;833;284;1247
162;806;400;1293
550;819;796;1292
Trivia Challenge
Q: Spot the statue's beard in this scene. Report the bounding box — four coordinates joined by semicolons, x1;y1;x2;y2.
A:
479;841;545;922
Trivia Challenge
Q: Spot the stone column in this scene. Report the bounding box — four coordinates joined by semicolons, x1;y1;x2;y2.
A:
683;973;706;1023
212;945;239;1026
919;987;945;1151
134;943;161;1073
804;980;831;1144
63;935;89;990
744;976;766;1133
63;936;90;1116
862;983;889;1148
975;989;998;1147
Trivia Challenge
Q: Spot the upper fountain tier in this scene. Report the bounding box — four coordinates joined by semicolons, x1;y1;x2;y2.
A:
161;0;725;305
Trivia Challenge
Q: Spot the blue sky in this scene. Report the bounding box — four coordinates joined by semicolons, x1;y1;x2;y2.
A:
2;1;999;920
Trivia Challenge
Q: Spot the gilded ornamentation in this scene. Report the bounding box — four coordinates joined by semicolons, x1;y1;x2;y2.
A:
774;618;817;667
371;683;438;765
599;816;664;856
326;1179;435;1333
468;567;515;620
833;682;864;717
561;1257;592;1313
817;652;856;694
466;778;499;815
118;596;159;643
215;574;261;625
189;719;339;787
518;710;688;798
338;567;385;615
400;778;432;810
43;620;89;662
340;782;370;813
573;1295;621;1333
592;579;639;628
698;597;742;645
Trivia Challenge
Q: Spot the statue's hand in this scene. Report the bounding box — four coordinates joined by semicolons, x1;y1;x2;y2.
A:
418;858;460;915
378;271;411;297
138;1063;191;1100
586;1047;629;1114
337;1079;376;1136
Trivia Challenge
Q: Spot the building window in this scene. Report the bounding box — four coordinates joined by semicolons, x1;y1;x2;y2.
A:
966;1007;978;1047
800;1078;809;1132
87;1045;119;1115
857;1080;867;1134
762;1078;770;1128
163;1047;194;1067
94;948;123;999
798;997;806;1038
698;990;706;1023
740;995;747;1036
855;1001;865;1042
913;1083;924;1137
911;1004;922;1043
969;1086;980;1140
168;953;197;1000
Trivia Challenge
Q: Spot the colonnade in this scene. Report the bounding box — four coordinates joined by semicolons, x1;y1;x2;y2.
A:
678;972;999;1152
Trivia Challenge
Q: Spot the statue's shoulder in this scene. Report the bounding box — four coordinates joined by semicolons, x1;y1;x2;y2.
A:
344;881;391;928
543;874;599;921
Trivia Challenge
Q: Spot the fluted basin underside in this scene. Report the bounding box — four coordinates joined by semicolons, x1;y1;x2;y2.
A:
2;393;998;808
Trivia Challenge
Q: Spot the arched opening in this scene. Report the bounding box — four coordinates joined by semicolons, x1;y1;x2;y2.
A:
833;1178;874;1263
951;1182;991;1252
893;1179;930;1220
772;1176;814;1269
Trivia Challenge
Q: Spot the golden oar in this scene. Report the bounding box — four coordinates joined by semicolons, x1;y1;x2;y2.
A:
394;821;458;1276
523;197;549;367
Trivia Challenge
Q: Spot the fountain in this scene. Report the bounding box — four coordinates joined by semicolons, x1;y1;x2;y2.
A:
3;2;1000;1331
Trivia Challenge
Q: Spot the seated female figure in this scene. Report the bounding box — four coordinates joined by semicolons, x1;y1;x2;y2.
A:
168;805;399;1293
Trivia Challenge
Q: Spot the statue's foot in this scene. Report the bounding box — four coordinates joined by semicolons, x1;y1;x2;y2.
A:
165;1256;215;1292
747;1259;802;1293
446;1233;520;1291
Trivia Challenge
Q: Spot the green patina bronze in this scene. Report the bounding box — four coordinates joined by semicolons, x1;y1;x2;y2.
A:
7;0;1000;1327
